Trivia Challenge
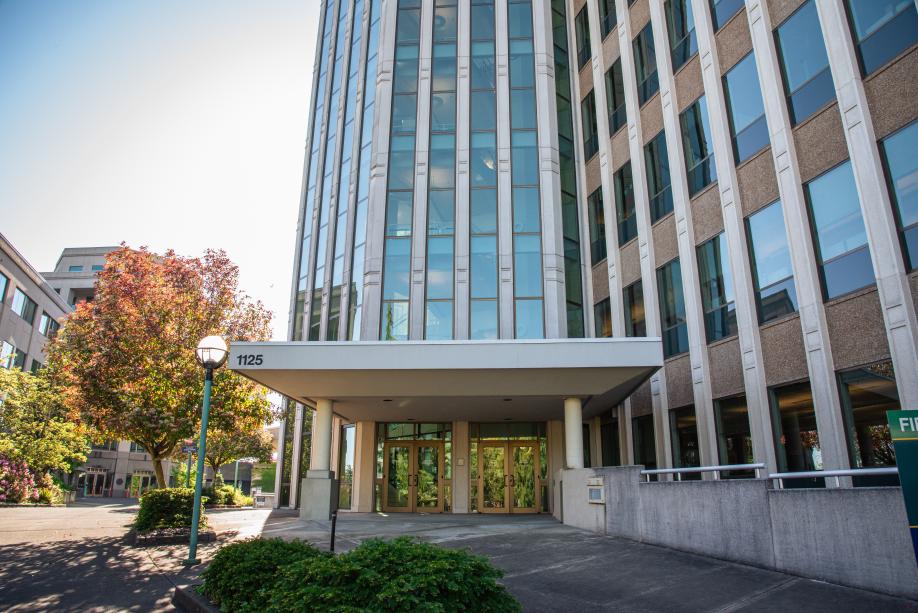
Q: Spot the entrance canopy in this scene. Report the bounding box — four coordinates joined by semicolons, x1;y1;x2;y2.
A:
229;338;662;422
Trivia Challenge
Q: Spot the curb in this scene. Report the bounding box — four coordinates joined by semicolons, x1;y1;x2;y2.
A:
125;528;218;547
172;585;220;613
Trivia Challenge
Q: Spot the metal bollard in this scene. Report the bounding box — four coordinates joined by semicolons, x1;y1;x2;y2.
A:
330;510;338;552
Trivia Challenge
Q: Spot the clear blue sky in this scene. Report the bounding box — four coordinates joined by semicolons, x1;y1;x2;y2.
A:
0;0;321;340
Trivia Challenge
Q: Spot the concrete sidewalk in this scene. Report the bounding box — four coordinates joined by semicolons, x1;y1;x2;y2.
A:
263;512;918;612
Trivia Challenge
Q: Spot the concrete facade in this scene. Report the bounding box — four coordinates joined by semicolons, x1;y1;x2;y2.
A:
557;466;918;599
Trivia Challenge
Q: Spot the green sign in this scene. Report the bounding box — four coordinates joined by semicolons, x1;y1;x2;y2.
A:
887;410;918;567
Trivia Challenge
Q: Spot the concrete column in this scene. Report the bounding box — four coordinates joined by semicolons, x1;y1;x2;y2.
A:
273;417;286;508
496;0;515;339
352;421;377;513
745;0;850;476
311;399;334;474
564;397;585;469
452;421;470;513
815;0;918;409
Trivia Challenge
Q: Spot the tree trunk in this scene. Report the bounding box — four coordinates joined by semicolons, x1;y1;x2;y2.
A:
152;456;167;489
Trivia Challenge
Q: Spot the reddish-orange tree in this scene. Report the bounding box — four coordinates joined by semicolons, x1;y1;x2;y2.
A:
46;246;273;488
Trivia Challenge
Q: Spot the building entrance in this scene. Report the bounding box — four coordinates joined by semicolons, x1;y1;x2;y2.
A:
478;441;539;513
382;440;445;513
82;470;110;496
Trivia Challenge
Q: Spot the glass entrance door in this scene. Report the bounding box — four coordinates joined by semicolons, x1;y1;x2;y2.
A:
84;472;107;496
382;441;444;513
479;443;508;513
477;442;540;513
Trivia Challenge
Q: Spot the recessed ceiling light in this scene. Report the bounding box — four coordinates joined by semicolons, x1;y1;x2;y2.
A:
383;399;393;402
503;398;512;402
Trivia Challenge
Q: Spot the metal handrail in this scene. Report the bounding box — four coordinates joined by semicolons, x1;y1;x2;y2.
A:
641;463;765;481
768;467;898;480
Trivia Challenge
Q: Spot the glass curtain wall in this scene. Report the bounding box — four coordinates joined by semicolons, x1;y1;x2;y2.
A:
510;0;544;339
293;2;336;340
348;0;381;339
551;0;586;337
328;0;364;340
381;0;422;340
426;0;458;340
470;0;499;339
310;0;354;341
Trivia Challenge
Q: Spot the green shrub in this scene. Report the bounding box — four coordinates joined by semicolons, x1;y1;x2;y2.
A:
134;487;206;532
268;537;521;613
202;485;252;507
201;538;328;613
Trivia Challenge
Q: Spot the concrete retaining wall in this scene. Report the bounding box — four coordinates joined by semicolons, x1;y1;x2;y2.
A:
556;467;918;600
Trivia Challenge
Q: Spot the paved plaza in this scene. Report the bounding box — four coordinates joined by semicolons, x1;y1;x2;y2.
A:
0;500;915;611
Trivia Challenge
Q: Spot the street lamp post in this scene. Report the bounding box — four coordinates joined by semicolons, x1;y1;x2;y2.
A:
184;335;228;566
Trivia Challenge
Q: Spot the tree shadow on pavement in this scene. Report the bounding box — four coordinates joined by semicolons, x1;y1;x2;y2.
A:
0;537;177;612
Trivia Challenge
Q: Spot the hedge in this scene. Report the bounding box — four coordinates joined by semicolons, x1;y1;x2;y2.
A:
135;487;206;532
200;536;521;612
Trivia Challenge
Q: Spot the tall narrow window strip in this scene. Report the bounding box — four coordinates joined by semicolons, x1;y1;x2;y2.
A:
588;188;607;265
709;0;744;31
624;281;646;337
575;6;591;69
581;91;599;159
615;162;637;244
633;25;659;106
598;0;617;38
605;60;626;134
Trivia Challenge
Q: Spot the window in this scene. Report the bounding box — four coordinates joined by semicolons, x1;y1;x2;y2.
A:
130;442;146;454
880;120;918;271
581;91;599;159
29;360;42;374
0;342;24;370
723;53;769;164
598;0;617;38
68;265;83;272
575;6;591;69
633;24;659;105
645;132;673;222
583;423;592;467
0;273;7;303
680;95;717;195
38;313;59;338
632;414;656;469
605;60;626;134
91;265;104;272
338;424;356;509
844;0;918;76
714;396;755;478
709;0;744;31
770;381;823;474
624;280;646;337
93;440;118;452
804;161;874;300
614;162;637;244
11;289;37;324
657;259;688;357
697;233;737;342
839;361;899;477
601;415;620;466
665;0;696;72
587;187;607;264
670;406;700;476
746;201;798;323
775;1;834;126
594;298;612;337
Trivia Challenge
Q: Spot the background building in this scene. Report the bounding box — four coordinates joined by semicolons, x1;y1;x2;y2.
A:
253;0;917;516
0;232;69;372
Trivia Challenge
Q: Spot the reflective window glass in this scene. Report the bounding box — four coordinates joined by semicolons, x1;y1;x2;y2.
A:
633;25;659;105
624;280;646;337
844;0;918;75
709;0;744;30
429;134;456;190
386;191;413;236
575;6;591;68
680;95;717;195
513;187;541;233
471;91;496;131
471;236;498;299
471;132;497;187
775;1;834;126
581;91;599;159
425;301;453;340
471;189;498;234
511;89;537;130
615;162;637;244
605;60;626;134
880;121;918;271
599;0;617;38
513;234;542;297
515;300;544;339
382;238;411;300
723;53;769;163
426;237;454;300
666;0;696;71
697;233;737;343
746;201;798;323
509;39;535;88
470;300;498;340
588;188;607;264
714;396;755;478
511;131;539;186
594;298;612;338
657;259;688;358
839;361;900;473
771;382;823;475
805;161;874;300
645;133;673;222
